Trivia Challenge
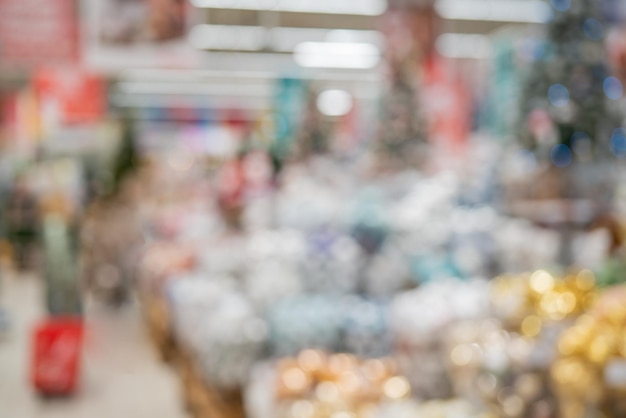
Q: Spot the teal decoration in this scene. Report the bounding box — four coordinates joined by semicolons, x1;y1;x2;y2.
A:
487;35;524;138
485;34;550;139
410;254;463;284
271;76;308;164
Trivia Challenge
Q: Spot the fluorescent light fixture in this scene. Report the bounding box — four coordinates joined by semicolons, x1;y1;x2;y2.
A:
189;24;268;51
189;25;383;53
119;68;379;83
325;29;383;45
117;82;272;97
435;0;552;23
111;94;269;110
294;42;380;69
270;28;382;52
270;27;345;52
190;0;386;16
317;90;353;116
436;33;492;59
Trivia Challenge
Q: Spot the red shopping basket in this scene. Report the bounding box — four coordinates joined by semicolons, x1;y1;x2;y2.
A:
31;317;84;395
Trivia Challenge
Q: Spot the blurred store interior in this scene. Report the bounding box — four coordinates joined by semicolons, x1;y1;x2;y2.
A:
3;0;626;417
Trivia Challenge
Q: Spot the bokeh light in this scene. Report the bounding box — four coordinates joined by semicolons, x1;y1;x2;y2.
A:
550;144;573;167
550;0;571;12
548;84;570;107
582;18;604;41
611;128;626;157
603;77;623;100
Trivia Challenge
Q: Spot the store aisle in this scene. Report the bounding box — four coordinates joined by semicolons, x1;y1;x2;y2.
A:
0;272;187;418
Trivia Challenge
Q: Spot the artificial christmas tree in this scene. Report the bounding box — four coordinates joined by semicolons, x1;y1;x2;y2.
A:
377;4;434;168
519;0;621;163
512;0;624;265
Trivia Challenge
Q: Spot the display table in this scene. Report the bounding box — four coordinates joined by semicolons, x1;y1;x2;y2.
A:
142;292;176;363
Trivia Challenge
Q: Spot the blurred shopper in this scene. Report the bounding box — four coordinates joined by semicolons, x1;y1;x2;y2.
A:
42;214;81;316
81;113;142;307
39;186;82;315
4;175;39;271
81;180;143;308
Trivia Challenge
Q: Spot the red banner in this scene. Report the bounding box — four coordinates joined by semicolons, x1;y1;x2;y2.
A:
423;55;471;153
0;0;78;69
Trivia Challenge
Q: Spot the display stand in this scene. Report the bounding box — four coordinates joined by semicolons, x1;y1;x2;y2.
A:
504;162;616;266
142;292;245;418
177;347;246;418
507;199;601;266
142;291;176;363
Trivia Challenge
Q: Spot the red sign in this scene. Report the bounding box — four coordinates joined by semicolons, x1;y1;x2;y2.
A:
34;68;106;125
0;0;78;69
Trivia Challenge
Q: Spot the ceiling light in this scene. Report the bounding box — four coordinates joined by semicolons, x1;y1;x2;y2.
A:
190;0;386;16
294;42;380;69
117;82;271;97
317;90;353;116
271;28;382;52
435;0;552;23
436;33;492;59
189;25;383;54
189;25;268;51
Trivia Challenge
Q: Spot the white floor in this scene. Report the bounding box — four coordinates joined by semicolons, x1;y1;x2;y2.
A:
0;272;187;418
